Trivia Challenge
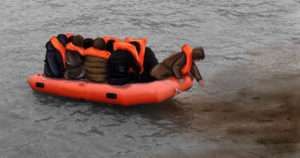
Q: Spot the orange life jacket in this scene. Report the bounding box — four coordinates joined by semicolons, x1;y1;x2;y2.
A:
50;36;67;67
103;35;121;44
84;47;111;60
49;33;74;67
181;44;193;75
113;41;143;73
125;37;148;69
66;42;85;56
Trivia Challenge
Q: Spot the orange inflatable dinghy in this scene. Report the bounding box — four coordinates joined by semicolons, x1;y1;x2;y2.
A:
27;74;193;106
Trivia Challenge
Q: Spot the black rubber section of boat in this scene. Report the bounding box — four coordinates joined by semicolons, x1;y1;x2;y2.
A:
106;93;117;99
36;82;45;88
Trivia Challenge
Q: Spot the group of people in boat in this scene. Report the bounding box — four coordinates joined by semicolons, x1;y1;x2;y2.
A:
44;33;205;86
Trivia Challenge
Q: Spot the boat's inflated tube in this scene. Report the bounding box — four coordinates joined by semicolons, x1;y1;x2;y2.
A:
27;74;193;106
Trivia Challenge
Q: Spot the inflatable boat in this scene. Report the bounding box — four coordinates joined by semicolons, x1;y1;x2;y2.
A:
27;73;193;106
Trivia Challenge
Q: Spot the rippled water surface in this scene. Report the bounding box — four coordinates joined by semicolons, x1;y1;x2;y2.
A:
1;0;300;157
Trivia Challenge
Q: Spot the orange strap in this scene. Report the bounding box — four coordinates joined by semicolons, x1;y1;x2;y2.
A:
181;44;193;75
103;35;121;44
113;41;143;73
50;36;67;67
125;37;148;69
84;47;111;59
66;43;85;55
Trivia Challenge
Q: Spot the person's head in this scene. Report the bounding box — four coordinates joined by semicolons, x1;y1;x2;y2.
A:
83;38;94;49
106;40;115;52
67;35;74;43
57;34;68;46
192;47;205;60
130;41;141;53
72;35;84;47
93;37;106;50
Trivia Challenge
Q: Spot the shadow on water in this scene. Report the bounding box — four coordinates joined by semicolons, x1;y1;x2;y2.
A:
32;91;192;131
175;66;300;157
227;75;300;152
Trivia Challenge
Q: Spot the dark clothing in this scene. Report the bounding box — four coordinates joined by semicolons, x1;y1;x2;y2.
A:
64;50;85;80
107;47;158;85
138;47;158;82
43;34;69;78
105;40;115;53
107;50;140;85
43;41;65;78
151;52;203;81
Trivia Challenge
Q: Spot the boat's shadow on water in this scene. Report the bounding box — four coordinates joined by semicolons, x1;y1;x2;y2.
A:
31;91;192;127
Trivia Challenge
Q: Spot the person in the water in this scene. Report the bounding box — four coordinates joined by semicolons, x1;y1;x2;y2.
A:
151;45;205;87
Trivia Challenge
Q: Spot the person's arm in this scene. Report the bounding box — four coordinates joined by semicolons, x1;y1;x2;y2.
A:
190;62;203;81
190;62;205;87
172;56;185;79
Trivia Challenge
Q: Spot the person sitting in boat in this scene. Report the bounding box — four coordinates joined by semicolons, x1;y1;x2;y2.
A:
84;38;111;83
102;35;120;53
107;41;142;85
151;44;205;87
125;37;159;82
43;33;73;78
64;35;86;80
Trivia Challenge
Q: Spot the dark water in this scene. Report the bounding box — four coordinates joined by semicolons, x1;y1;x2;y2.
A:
0;0;300;157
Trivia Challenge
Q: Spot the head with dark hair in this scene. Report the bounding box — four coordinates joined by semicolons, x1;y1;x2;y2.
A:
57;34;68;46
67;35;74;43
83;38;94;49
93;38;106;50
106;40;115;52
192;47;205;60
72;35;84;47
130;41;141;53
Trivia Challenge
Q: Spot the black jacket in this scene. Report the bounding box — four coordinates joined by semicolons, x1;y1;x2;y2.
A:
107;50;140;85
43;34;68;78
139;47;158;82
106;47;158;85
43;41;65;78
